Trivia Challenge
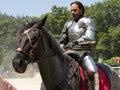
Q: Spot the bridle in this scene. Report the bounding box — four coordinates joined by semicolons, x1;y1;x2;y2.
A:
16;27;57;63
16;28;42;58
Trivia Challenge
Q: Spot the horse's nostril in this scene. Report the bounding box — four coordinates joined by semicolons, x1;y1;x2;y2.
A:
13;61;21;68
13;63;19;68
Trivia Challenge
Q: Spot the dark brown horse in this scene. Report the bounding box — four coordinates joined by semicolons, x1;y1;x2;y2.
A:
12;16;120;90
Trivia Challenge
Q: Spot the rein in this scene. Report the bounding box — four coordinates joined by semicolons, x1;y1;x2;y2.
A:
30;53;56;63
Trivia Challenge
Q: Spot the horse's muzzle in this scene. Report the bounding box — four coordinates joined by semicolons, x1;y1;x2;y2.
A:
12;52;29;73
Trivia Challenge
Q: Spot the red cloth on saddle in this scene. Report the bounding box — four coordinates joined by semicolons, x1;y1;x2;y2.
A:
79;66;110;90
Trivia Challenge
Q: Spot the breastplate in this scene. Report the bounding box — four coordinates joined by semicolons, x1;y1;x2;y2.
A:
68;21;85;42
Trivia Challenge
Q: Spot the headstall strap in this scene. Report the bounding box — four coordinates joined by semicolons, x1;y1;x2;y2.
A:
16;48;30;56
16;28;42;57
23;28;42;48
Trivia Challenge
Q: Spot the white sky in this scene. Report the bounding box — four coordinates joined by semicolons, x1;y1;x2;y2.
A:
0;0;103;16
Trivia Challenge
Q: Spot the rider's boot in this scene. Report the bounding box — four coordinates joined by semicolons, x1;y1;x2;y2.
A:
93;72;99;90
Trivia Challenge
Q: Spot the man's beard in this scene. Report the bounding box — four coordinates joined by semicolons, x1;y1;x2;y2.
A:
73;14;83;22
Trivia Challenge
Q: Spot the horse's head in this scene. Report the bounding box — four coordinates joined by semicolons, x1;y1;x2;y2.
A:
12;16;47;73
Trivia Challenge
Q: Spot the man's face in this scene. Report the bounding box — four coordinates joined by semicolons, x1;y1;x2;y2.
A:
71;4;83;22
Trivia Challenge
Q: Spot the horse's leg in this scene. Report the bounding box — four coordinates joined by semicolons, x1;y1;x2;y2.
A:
40;81;46;90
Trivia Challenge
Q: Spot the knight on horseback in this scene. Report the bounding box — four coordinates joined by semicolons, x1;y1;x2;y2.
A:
60;1;99;90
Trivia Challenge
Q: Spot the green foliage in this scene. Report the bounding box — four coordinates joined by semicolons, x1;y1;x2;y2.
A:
108;24;120;56
1;0;120;68
85;0;120;60
96;32;110;50
45;5;72;34
53;34;61;40
0;13;31;68
102;57;119;66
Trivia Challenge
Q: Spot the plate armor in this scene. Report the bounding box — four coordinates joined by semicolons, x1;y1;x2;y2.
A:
60;17;98;76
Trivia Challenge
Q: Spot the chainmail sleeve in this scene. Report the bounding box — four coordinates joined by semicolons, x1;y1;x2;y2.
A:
60;21;73;45
60;22;68;45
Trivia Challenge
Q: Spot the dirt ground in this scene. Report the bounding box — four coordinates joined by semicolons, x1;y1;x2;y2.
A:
4;65;120;90
6;73;42;90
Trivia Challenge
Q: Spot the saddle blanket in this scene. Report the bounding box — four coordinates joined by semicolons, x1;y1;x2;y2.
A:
79;66;110;90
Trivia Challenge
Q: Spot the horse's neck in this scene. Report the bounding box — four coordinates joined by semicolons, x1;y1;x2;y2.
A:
40;31;55;55
37;54;67;89
37;31;67;89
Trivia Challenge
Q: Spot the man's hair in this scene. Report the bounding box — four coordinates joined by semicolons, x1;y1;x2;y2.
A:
70;1;85;15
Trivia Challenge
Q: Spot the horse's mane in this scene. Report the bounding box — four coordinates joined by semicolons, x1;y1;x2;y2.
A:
43;28;63;55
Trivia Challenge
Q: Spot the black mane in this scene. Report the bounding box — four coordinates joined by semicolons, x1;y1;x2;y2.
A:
43;29;62;55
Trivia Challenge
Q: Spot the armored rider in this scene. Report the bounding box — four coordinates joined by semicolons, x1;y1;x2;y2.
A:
60;1;99;90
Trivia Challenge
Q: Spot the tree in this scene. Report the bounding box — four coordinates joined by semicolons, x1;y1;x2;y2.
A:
45;5;72;35
108;24;120;56
85;0;120;59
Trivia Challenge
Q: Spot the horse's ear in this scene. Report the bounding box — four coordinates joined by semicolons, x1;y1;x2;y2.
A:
36;15;47;28
23;19;29;26
33;15;47;28
40;15;47;26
